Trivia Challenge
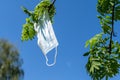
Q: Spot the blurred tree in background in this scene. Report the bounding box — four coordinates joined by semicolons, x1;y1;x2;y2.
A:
0;39;24;80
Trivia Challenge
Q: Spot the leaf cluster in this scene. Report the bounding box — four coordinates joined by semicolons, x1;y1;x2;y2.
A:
97;15;112;34
97;0;120;34
97;0;120;15
21;18;36;41
21;0;56;41
84;0;120;80
84;34;120;80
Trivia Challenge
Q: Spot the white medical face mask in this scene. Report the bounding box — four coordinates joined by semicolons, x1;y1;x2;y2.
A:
34;10;59;66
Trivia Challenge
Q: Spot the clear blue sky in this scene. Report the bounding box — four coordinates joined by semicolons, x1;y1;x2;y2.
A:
0;0;120;80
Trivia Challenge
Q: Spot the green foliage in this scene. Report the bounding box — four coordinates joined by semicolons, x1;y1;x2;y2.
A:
85;33;103;49
97;0;120;15
21;18;36;41
84;0;120;80
97;15;112;34
114;3;120;21
21;0;56;41
85;37;120;80
97;0;111;15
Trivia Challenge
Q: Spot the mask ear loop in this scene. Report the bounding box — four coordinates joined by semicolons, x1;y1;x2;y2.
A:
44;47;58;66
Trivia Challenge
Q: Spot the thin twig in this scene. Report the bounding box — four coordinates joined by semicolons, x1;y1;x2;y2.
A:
109;3;115;54
51;0;56;5
48;0;56;12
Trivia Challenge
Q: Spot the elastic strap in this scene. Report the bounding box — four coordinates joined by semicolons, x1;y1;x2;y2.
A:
45;47;58;66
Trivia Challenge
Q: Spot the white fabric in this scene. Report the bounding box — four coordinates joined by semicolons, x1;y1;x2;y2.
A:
34;10;59;66
45;47;58;66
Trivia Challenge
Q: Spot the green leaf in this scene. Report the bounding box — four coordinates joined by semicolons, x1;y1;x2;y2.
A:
90;61;101;73
97;15;102;19
91;58;100;61
110;2;114;6
94;65;100;70
106;16;111;19
85;33;103;49
83;52;90;56
89;38;97;49
85;40;89;48
102;24;111;34
90;65;94;74
21;6;32;16
93;61;101;66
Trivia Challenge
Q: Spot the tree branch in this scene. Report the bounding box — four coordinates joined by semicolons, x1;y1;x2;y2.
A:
109;3;115;54
51;0;56;5
48;0;56;12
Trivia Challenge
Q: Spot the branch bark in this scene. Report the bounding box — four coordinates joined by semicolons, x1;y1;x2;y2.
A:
109;3;115;54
